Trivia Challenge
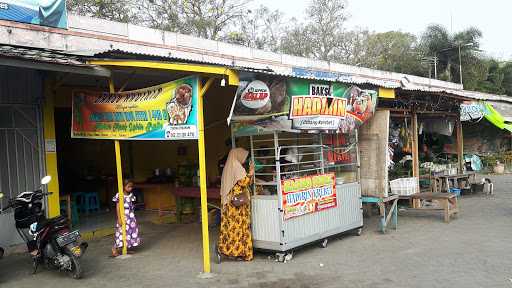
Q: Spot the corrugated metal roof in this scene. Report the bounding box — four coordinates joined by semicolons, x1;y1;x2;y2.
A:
93;49;403;88
93;49;512;103
0;44;89;66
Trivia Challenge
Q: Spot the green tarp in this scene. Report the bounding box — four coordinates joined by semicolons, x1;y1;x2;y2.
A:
482;102;512;132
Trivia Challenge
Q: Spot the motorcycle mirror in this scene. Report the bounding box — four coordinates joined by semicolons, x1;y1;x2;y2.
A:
41;176;52;185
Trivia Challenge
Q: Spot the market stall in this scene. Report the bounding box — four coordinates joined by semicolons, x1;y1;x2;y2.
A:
229;76;378;259
360;89;471;221
65;60;240;274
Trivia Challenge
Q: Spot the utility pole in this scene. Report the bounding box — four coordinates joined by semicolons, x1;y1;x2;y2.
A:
440;42;474;86
458;44;463;85
434;55;438;79
421;56;438;79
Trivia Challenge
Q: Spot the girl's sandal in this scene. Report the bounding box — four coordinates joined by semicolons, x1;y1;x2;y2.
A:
110;248;119;258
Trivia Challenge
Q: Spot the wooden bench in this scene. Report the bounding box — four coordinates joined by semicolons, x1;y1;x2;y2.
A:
361;195;398;233
406;192;459;223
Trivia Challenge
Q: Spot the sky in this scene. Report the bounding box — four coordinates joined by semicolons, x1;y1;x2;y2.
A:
253;0;511;60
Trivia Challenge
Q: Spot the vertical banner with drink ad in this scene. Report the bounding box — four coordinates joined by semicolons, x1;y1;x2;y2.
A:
281;173;337;220
72;76;199;140
0;0;68;28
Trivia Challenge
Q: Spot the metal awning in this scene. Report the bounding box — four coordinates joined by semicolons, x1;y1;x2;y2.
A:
0;45;111;77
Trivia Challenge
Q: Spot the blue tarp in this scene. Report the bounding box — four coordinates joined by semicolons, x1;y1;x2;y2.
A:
0;0;67;29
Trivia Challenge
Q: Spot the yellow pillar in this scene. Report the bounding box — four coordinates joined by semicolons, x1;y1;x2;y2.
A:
43;79;60;218
197;78;214;273
110;79;128;256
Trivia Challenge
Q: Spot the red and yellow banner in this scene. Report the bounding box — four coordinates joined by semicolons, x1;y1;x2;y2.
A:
72;76;199;140
281;173;337;220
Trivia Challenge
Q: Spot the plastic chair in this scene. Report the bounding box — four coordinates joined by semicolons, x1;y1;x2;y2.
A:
71;199;80;227
59;195;79;227
85;192;100;213
72;192;87;213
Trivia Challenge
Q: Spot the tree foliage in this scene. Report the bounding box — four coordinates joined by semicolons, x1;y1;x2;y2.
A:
223;5;285;51
420;24;483;83
361;31;425;76
280;0;349;62
66;0;512;95
67;0;138;23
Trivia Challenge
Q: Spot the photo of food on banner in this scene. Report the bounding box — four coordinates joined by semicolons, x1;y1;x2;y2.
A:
230;77;296;135
166;83;193;125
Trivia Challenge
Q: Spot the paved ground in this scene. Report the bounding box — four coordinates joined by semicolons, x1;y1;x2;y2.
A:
1;175;512;288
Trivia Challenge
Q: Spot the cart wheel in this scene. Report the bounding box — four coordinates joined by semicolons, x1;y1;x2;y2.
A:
284;252;293;262
320;238;328;248
355;227;363;236
276;253;285;263
276;252;293;263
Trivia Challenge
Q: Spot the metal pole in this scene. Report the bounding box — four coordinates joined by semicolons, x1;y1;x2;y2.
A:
197;77;214;274
114;140;127;256
459;45;463;85
434;56;438;79
110;79;128;256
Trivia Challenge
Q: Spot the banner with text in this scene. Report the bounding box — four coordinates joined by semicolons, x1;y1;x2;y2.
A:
288;79;378;131
281;173;337;220
72;76;199;140
230;77;378;136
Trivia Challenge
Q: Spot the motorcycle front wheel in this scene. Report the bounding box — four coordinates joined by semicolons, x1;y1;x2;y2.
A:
65;252;82;279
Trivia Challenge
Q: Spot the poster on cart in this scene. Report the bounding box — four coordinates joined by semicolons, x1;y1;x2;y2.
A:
72;76;199;140
229;77;377;135
281;173;337;220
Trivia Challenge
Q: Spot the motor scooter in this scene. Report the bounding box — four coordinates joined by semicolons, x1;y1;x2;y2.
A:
5;176;87;279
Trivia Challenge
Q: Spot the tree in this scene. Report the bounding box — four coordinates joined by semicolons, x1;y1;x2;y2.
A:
223;5;285;51
279;0;349;62
420;24;483;84
139;0;250;40
501;62;512;95
67;0;138;23
361;31;426;76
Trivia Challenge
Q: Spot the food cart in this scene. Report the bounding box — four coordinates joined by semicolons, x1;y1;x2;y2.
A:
229;76;378;260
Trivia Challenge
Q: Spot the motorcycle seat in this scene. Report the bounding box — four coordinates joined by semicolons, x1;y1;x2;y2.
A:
36;216;67;232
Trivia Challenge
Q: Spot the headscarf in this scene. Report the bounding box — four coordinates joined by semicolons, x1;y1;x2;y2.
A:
220;148;249;207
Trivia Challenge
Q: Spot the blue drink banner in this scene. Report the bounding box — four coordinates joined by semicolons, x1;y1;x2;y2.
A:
0;0;68;29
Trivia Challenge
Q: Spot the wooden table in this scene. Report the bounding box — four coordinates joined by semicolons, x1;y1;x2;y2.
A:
135;183;176;217
431;172;476;193
406;192;459;223
361;195;398;233
173;187;221;223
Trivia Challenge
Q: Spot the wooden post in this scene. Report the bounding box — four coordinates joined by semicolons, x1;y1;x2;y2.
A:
411;111;420;207
456;118;464;173
110;79;128;256
197;77;214;274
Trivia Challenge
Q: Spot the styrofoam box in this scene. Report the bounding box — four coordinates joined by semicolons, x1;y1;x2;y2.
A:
390;177;418;196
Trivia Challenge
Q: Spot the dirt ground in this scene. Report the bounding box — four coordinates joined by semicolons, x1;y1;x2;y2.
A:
1;175;512;288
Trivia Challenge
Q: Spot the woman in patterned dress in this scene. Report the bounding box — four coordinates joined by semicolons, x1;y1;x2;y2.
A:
217;148;255;262
111;180;141;257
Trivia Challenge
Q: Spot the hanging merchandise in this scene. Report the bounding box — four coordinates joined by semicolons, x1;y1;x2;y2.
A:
420;119;454;136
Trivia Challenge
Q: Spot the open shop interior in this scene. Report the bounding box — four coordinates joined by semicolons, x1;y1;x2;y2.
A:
381;89;466;198
52;67;237;232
